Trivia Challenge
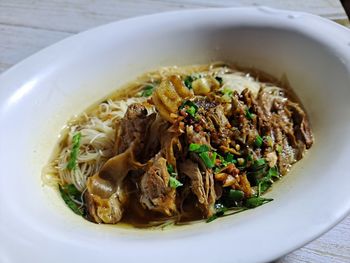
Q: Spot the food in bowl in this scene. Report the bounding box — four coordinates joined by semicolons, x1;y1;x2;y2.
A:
43;62;313;227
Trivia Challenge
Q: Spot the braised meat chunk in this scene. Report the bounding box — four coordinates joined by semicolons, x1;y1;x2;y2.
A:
52;64;313;227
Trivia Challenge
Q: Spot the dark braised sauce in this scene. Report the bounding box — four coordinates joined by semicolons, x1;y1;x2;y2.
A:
50;65;313;228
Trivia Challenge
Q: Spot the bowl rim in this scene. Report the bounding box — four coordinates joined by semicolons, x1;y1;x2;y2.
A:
1;6;350;263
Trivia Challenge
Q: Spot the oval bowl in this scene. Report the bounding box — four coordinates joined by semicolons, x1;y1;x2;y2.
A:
1;6;350;263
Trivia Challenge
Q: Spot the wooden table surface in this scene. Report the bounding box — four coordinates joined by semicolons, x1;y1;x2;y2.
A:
1;1;349;262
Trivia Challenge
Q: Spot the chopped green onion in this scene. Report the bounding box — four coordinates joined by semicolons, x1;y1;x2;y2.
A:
246;153;253;162
253;158;266;167
141;85;154;97
66;132;81;170
255;135;263;148
211;152;217;164
189;143;210;153
258;178;272;196
259;166;280;194
199;152;215;168
248;159;268;183
225;153;235;163
167;164;175;174
206;214;219;223
245;108;254;120
206;203;228;222
59;184;83;216
268;166;279;178
186;106;197;117
179;100;198;110
167;164;182;188
169;176;183;189
228;189;244;202
221;87;233;96
62;184;81;201
184;76;195;89
256;166;279;195
244;197;273;208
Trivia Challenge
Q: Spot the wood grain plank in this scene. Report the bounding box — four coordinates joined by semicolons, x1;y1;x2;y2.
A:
0;23;71;72
278;217;350;262
0;1;349;262
0;0;346;34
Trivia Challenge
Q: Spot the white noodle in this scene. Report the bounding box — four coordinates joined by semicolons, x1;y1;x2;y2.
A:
43;63;285;193
44;97;147;191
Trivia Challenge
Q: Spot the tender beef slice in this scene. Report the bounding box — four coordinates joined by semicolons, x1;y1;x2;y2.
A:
139;154;177;216
208;105;230;128
272;126;296;175
253;86;313;170
257;88;274;118
204;105;234;147
178;160;216;217
244;89;272;136
142;114;169;163
287;101;313;149
185;125;210;146
230;93;250;144
114;103;156;159
160;124;183;168
230;91;261;147
84;145;142;224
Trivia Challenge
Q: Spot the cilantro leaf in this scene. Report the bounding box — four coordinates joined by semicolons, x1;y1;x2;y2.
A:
244;197;273;208
189;143;210;153
255;135;263;148
59;184;83;216
199;151;216;168
141;85;154;97
169;176;183;189
67;132;81;170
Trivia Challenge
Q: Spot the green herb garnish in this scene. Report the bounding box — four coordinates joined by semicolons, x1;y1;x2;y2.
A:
167;164;182;188
167;164;175;174
169;177;183;189
225;153;236;163
258;177;272;195
179;100;198;110
268;166;279;178
186;106;197;117
206;203;228;222
199;151;216;168
66;132;81;170
141;85;154;97
248;158;268;184
221;87;233;96
244;197;273;208
253;158;266;168
257;166;279;195
228;189;245;202
179;100;198;118
189;143;210;153
184;76;195;89
62;184;81;201
246;153;253;162
255;135;263;148
245;108;254;120
59;184;83;216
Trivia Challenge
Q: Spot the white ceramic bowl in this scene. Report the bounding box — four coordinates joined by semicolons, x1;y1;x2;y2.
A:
1;6;350;263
